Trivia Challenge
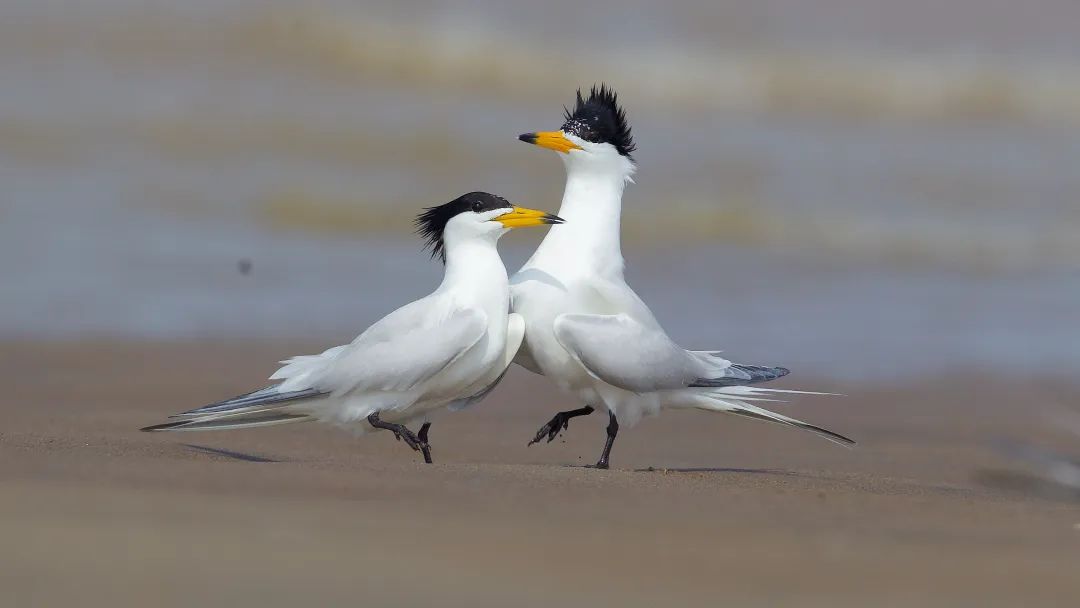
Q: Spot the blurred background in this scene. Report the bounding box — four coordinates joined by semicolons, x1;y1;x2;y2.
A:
3;0;1080;383
5;3;1080;606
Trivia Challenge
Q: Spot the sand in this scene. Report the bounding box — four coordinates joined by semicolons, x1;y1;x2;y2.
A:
2;340;1078;607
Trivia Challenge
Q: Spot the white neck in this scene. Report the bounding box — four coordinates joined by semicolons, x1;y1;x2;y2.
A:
525;156;635;278
439;237;510;313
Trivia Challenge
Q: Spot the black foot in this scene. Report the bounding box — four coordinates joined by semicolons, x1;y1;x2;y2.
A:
367;413;429;462
528;405;594;445
590;412;619;470
417;422;433;464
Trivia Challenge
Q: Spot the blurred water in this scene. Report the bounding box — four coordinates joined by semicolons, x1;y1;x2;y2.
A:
2;1;1079;381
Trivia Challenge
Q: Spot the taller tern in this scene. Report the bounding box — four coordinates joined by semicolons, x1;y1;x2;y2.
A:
142;193;564;464
512;85;853;468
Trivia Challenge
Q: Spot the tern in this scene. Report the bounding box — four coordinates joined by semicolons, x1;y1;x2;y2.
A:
142;193;564;464
512;85;854;468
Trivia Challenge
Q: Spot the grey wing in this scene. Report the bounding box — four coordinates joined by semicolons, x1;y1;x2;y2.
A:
686;354;790;387
552;314;788;393
446;366;509;412
449;312;525;411
165;308;487;422
553;313;707;392
347;295;440;344
563;279;789;389
166;386;326;420
320;307;489;394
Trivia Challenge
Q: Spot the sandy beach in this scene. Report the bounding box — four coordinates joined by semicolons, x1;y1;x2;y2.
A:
2;340;1077;607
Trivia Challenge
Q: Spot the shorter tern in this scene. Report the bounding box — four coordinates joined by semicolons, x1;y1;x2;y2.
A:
142;193;564;464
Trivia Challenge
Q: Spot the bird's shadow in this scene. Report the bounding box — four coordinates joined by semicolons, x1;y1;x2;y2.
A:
182;444;283;463
557;464;805;477
633;466;806;477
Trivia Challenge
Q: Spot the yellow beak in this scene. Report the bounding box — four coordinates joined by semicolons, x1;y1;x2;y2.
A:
518;131;583;154
495;206;565;228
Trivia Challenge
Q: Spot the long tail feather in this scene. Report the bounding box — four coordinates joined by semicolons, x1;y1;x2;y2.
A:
696;392;855;447
170;386;325;419
144;384;327;433
707;385;840;398
726;407;856;447
142;412;315;432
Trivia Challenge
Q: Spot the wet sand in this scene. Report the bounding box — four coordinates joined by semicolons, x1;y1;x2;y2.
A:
2;340;1078;606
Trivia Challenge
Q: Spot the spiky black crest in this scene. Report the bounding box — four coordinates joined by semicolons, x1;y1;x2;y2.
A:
561;84;636;159
414;192;512;263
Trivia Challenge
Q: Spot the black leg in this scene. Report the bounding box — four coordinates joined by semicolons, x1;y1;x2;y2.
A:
417;422;433;464
367;413;427;460
590;412;619;469
528;405;595;445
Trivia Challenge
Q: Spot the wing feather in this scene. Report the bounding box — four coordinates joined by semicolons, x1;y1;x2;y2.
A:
317;307;488;394
553;313;704;392
552;314;790;393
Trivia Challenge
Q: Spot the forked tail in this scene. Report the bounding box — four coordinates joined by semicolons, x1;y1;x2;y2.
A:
690;386;855;447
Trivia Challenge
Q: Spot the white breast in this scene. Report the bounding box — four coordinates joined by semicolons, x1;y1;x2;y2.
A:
511;276;603;395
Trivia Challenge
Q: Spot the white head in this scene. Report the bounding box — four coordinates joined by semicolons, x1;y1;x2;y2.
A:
519;84;637;183
415;192;564;263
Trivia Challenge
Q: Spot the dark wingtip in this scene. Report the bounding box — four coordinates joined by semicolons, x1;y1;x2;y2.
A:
689;365;791;388
810;424;857;448
141;421;188;432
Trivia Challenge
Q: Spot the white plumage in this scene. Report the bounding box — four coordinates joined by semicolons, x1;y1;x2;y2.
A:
143;193;561;463
513;87;853;467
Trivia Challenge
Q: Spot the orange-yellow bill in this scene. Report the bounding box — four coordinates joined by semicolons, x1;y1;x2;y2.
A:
495;206;565;228
518;131;583;154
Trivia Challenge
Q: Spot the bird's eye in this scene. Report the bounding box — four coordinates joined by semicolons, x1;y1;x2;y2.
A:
472;202;483;212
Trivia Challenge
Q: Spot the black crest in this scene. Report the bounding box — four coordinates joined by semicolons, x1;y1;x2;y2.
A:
414;192;512;262
561;84;636;159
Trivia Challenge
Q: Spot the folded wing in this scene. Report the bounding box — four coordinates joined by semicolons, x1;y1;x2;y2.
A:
552;313;787;393
150;307;488;431
553;313;705;392
317;307;488;395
